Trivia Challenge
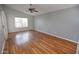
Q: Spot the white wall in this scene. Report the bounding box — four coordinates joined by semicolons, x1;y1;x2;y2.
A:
34;7;79;42
4;6;34;33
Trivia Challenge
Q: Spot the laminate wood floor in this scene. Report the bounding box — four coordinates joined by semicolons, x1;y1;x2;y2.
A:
4;30;77;54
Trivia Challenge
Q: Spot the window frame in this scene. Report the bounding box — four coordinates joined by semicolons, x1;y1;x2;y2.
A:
15;17;28;28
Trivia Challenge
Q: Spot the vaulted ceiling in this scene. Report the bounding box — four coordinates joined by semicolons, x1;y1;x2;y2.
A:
5;4;77;16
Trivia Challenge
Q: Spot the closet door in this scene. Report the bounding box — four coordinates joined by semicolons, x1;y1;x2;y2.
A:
0;12;4;53
76;43;79;54
0;10;8;53
1;11;8;40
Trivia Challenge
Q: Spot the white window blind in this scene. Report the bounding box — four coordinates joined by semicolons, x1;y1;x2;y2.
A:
15;17;28;28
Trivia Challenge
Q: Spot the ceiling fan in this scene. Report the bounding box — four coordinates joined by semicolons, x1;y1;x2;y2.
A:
27;4;38;13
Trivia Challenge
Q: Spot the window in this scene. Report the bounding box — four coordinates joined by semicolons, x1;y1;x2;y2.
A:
15;17;28;28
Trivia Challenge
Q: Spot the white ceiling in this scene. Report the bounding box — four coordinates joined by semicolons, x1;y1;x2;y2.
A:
5;4;77;16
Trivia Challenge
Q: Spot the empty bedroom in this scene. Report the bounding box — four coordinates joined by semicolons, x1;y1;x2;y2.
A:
0;4;79;54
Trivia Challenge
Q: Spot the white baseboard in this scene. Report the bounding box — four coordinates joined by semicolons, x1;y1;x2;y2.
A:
35;29;78;44
8;29;34;33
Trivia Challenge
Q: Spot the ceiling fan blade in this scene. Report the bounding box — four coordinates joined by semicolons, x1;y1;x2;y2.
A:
35;10;38;12
33;8;39;12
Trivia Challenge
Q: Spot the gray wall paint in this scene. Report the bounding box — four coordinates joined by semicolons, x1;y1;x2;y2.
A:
4;7;34;32
35;7;79;42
